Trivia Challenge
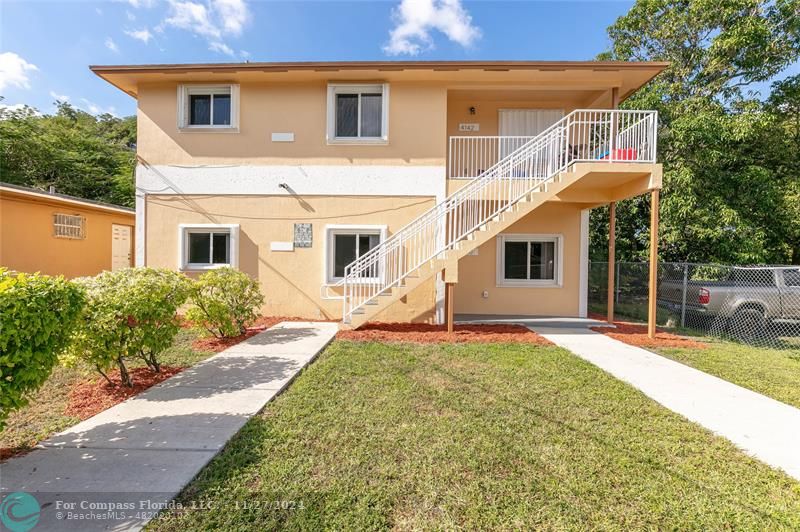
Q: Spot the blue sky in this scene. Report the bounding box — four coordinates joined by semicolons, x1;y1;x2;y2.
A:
0;0;637;117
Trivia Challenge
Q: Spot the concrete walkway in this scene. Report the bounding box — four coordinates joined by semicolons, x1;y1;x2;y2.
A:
460;316;800;482
0;321;338;531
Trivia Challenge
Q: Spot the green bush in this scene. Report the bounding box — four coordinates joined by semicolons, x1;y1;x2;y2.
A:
0;269;84;429
187;267;264;338
66;268;191;386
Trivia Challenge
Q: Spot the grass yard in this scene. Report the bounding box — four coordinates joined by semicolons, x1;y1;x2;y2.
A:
0;329;214;458
653;338;800;409
151;340;800;530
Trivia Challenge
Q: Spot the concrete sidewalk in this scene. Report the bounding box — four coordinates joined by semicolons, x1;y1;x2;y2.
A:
0;321;338;531
527;320;800;483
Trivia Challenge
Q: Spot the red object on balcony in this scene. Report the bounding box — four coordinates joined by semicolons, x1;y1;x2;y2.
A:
600;148;638;161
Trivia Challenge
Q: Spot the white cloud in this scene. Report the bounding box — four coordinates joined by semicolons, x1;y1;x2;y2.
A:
384;0;481;56
162;0;251;44
125;28;154;44
209;41;234;56
80;98;118;117
214;0;249;35
49;90;70;102
105;37;120;53
0;52;39;92
126;10;136;21
163;1;220;39
240;49;251;59
127;0;157;8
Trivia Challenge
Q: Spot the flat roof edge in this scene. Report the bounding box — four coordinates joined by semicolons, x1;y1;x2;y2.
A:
90;60;670;75
0;182;135;214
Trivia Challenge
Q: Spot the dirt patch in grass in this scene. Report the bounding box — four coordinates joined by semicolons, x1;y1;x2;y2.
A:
65;366;185;420
190;316;311;353
338;322;552;345
591;321;708;349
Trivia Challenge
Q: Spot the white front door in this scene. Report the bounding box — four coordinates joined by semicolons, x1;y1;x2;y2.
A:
111;224;132;271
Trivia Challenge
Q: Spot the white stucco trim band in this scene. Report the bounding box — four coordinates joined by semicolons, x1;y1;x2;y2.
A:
136;164;446;199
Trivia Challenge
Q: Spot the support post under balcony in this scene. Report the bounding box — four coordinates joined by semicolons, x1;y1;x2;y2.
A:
607;202;616;324
444;265;458;333
648;189;660;339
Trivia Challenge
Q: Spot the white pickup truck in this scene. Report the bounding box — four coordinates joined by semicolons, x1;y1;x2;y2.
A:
658;267;800;341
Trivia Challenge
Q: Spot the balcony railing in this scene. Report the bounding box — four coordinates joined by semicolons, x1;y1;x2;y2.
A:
448;136;536;179
449;109;657;179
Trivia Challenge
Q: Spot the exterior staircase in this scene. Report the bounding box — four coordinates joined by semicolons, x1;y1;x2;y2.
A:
338;109;657;327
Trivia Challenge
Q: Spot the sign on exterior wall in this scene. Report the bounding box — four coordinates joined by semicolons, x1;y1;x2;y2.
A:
459;123;480;132
294;223;312;248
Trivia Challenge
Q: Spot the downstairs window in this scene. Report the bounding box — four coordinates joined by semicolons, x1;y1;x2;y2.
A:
179;224;239;270
326;226;386;283
497;234;562;287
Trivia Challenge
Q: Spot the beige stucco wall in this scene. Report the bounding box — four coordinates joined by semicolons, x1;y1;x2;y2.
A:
0;193;135;278
454;202;585;317
447;93;573;139
145;194;438;321
137;81;448;166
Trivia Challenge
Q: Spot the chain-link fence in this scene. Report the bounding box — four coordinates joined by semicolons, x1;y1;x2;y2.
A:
589;261;800;352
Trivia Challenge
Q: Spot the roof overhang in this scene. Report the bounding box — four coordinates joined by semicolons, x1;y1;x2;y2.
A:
90;60;668;103
0;183;135;215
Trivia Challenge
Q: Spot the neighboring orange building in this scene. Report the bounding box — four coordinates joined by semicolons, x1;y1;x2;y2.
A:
0;183;135;278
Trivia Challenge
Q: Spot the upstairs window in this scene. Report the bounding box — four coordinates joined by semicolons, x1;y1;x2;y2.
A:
327;84;389;143
178;85;239;130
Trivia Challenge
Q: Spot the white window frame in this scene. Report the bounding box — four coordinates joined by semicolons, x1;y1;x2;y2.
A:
496;233;563;288
178;224;240;271
324;224;387;284
53;213;86;239
326;83;389;145
177;84;240;131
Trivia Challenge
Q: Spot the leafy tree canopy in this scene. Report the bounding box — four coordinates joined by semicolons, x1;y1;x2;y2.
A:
593;0;800;265
0;100;136;207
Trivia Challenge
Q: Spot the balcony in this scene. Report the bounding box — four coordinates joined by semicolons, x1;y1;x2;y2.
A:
448;110;658;180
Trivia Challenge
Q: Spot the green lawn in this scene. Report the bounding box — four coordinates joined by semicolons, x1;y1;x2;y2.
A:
654;338;800;409
151;341;800;530
0;329;213;457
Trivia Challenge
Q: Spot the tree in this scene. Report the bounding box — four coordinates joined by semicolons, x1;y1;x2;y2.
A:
0;101;136;207
591;0;800;263
593;0;800;265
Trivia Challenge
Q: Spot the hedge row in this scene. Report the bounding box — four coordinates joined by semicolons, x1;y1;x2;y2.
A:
0;267;264;428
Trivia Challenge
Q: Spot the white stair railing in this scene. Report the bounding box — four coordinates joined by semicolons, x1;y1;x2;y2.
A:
341;109;658;322
448;136;536;179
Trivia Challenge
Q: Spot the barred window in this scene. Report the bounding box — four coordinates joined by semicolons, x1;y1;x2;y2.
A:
53;213;85;239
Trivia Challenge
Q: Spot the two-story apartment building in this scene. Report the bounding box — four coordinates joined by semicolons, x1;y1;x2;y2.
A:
92;60;665;330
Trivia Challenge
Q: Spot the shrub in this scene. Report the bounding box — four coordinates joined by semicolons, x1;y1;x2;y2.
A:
66;268;191;386
187;267;264;338
0;269;84;429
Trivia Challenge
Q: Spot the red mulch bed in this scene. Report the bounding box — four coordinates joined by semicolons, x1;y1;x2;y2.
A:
338;322;552;345
65;366;185;420
190;316;310;353
0;446;32;461
591;321;708;349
